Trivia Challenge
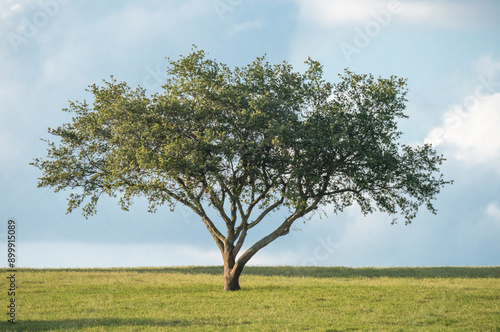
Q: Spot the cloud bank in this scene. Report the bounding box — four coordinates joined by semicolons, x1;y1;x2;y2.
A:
425;65;500;169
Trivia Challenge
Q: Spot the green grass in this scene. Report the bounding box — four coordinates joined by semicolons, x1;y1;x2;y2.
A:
1;266;499;331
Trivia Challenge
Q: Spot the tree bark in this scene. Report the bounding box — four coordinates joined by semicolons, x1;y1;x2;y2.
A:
223;250;245;291
224;268;242;291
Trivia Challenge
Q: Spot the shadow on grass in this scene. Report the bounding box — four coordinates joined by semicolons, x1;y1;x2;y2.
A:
0;317;246;331
17;266;500;278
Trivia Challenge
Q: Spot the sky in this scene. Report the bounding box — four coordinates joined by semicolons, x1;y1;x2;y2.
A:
1;0;499;268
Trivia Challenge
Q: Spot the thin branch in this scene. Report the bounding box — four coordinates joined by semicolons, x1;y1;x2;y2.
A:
202;178;232;225
247;196;284;230
234;209;305;269
233;225;247;256
174;177;226;249
193;201;226;249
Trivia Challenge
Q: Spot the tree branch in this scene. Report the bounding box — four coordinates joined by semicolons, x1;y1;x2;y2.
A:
233;225;247;256
234;209;306;269
193;201;226;251
175;177;226;250
202;178;232;225
247;196;284;230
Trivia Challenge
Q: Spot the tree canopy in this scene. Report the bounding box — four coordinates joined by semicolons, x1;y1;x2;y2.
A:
32;48;451;290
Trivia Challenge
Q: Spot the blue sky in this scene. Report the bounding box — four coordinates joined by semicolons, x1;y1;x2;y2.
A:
1;0;499;268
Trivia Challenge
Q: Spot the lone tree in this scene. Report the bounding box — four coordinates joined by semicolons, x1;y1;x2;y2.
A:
32;49;450;291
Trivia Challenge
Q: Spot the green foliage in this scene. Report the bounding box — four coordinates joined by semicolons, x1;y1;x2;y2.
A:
32;48;451;272
1;267;498;331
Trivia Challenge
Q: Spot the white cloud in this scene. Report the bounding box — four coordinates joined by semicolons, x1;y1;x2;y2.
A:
228;20;264;36
247;249;299;266
296;0;494;27
15;241;334;268
475;54;500;78
37;0;212;87
425;93;500;167
17;242;221;268
485;201;500;226
0;1;28;42
0;1;23;20
298;0;403;26
486;202;500;221
425;56;500;168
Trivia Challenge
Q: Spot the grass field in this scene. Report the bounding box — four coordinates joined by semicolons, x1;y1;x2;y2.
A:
1;266;499;331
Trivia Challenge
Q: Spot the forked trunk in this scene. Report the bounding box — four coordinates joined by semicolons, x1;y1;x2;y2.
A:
223;251;245;291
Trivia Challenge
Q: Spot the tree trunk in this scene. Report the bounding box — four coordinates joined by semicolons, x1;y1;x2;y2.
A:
223;250;245;291
224;268;242;291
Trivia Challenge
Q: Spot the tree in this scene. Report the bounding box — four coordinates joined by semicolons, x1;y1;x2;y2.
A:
31;49;451;291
